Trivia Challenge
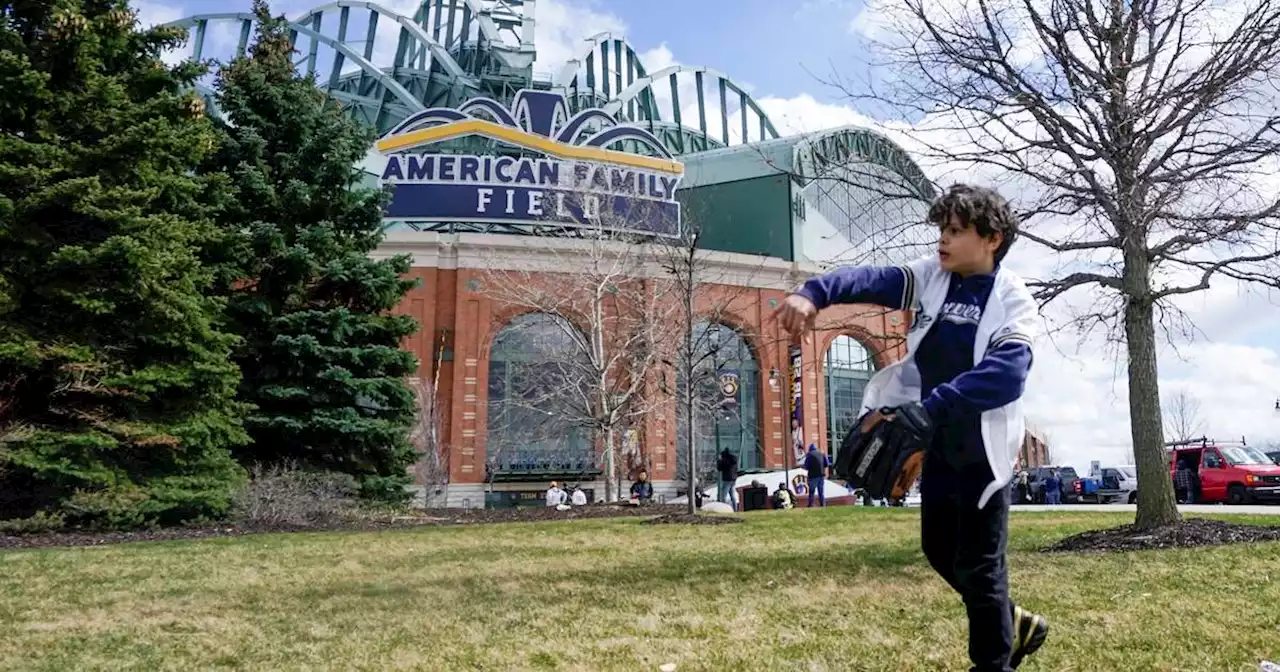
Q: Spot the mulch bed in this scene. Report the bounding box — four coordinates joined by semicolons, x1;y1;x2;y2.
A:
1044;518;1280;553
642;512;744;526
0;504;690;550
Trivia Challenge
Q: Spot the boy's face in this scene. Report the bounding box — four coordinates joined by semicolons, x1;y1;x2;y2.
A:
937;214;1002;275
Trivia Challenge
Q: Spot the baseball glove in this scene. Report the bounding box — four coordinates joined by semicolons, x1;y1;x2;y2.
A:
834;402;932;501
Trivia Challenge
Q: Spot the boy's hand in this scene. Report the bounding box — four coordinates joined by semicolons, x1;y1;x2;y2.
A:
776;294;818;336
860;410;891;434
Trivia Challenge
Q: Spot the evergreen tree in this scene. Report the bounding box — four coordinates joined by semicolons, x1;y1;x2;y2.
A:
207;2;420;502
0;1;249;525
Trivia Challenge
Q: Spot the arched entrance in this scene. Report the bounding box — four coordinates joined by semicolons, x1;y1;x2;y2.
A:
675;321;763;485
485;312;595;480
824;335;876;458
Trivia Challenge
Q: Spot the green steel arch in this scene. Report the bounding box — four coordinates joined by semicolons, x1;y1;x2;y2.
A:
294;1;469;80
602;65;781;155
411;0;537;73
168;4;781;154
289;1;480;121
793;126;936;202
555;33;654;114
644;120;727;154
164;12;432;132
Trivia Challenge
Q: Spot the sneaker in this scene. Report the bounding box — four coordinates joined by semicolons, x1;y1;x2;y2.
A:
1010;605;1048;668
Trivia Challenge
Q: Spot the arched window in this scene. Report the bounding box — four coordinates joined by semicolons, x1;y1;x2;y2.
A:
486;313;594;478
824;335;877;457
675;321;763;484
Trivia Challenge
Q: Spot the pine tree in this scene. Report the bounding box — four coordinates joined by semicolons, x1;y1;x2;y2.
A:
207;1;420;502
0;1;249;526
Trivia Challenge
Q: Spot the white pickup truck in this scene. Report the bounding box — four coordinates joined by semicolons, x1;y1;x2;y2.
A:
1078;465;1139;504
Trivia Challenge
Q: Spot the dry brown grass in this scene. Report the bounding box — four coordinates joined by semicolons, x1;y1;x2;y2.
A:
0;508;1278;670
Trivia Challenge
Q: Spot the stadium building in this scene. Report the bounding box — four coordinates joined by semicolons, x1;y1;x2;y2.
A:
169;1;936;507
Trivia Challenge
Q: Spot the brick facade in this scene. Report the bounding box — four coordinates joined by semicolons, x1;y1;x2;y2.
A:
381;232;910;504
1019;427;1050;469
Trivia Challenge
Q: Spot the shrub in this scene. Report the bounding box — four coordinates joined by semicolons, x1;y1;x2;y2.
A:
63;488;153;531
0;511;67;535
231;463;361;528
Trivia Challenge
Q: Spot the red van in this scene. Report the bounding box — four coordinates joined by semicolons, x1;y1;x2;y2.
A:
1167;439;1280;505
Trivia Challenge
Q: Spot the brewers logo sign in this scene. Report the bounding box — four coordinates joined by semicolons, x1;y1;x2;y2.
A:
718;372;740;398
374;88;684;236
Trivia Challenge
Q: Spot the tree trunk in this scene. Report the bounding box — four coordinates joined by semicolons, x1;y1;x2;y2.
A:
1125;296;1181;529
604;427;615;503
684;275;698;516
684;389;696;516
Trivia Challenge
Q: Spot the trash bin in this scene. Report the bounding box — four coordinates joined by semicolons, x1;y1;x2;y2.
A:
742;483;769;511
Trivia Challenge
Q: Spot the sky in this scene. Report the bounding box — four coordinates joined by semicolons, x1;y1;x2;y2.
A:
137;0;1280;470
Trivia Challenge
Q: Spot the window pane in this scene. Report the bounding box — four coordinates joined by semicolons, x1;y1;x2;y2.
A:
486;313;595;475
825;335;877;456
676;321;763;481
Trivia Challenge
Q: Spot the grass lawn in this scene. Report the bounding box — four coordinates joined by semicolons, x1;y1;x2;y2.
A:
1;508;1278;671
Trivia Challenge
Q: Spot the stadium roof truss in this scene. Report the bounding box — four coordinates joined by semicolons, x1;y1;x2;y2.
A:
166;2;931;237
166;3;782;156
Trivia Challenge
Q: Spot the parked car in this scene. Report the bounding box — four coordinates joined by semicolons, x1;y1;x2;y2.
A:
1168;440;1280;505
1075;465;1138;504
1026;465;1080;504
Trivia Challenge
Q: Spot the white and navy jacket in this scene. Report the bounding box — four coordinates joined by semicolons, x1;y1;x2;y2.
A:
796;254;1037;509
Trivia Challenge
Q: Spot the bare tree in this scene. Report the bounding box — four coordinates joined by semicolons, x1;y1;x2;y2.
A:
839;0;1280;529
408;332;450;508
476;197;676;503
653;220;769;515
1163;389;1206;444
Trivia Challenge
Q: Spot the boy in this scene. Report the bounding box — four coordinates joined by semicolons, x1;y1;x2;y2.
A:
775;184;1048;670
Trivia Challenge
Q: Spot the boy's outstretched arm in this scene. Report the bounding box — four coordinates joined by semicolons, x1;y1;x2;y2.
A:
777;264;918;337
794;265;916;312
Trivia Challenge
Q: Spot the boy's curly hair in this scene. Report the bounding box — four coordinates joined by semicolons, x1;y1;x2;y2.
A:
927;183;1019;262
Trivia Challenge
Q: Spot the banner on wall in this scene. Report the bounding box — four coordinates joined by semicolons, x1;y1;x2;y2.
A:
789;345;804;465
721;366;742;399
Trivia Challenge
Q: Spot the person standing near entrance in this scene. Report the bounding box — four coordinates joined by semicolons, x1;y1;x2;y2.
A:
804;444;829;507
716;448;739;510
791;417;806;465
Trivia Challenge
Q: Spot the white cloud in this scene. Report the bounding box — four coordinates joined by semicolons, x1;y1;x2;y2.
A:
530;0;627;79
134;0;184;28
133;1;189;66
637;43;676;73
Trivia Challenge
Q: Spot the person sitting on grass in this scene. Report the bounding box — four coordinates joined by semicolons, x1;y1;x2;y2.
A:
629;470;653;504
544;481;567;507
772;484;795;510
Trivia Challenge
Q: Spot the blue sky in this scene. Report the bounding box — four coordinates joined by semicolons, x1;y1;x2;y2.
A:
587;0;867;100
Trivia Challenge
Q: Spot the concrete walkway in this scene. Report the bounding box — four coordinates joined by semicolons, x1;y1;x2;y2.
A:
1013;503;1280;515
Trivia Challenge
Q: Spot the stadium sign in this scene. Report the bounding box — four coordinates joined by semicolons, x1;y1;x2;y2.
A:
374;89;684;236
